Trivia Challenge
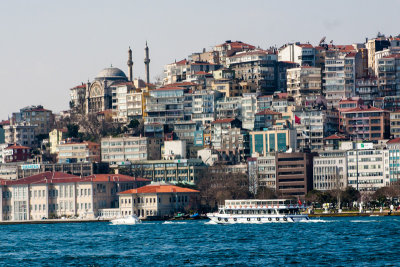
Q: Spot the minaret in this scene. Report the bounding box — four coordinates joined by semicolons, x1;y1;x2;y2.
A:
144;41;150;84
127;46;133;82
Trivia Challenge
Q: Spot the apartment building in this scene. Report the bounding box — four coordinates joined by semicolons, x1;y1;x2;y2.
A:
57;141;100;163
227;50;278;94
341;106;389;141
249;128;297;155
119;159;205;185
49;128;68;154
313;151;347;191
4;123;37;148
101;136;161;165
257;155;277;189
377;54;400;97
275;152;315;200
278;43;316;67
346;147;389;192
390;111;400;139
11;105;54;136
287;66;322;106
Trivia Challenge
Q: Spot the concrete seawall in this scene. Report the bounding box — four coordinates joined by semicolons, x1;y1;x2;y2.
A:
0;219;110;225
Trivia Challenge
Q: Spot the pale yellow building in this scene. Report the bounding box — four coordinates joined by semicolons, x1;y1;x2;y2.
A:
49;128;68;154
0;172;150;221
118;184;199;219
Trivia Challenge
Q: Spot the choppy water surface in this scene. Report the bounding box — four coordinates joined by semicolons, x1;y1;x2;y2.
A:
1;216;399;266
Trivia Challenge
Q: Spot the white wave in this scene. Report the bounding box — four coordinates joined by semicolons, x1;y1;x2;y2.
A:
162;221;188;224
350;220;378;223
204;220;218;225
299;219;331;223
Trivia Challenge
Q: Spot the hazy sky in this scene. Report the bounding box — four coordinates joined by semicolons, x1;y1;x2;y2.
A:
0;0;399;119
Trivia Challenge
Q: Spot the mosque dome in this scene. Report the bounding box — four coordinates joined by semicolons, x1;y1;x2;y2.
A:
95;67;127;80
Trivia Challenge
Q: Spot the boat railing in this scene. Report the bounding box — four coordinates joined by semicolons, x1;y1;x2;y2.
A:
220;204;305;209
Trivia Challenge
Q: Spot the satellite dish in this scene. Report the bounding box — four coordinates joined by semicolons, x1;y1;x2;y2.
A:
319;36;326;45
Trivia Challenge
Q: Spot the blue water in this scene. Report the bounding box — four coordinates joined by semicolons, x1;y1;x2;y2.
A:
0;217;399;266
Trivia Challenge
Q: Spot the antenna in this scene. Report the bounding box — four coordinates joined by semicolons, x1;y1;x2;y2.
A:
319;36;326;45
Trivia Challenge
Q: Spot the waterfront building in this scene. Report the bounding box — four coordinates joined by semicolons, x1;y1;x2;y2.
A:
4;123;37;148
287;67;322;106
49;128;68;154
0;172;150;221
387;138;400;183
118;184;199;219
278;43;316;67
346;147;389;192
276;152;315;200
57;141;100;163
256;155;276;190
119;159;206;184
249;128;297;155
101;136;162;165
313;150;347;191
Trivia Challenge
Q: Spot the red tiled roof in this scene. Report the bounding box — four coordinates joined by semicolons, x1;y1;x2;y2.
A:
342;106;385;113
324;134;348;140
383;54;400;59
3;172;82;185
72;84;86;89
212;118;235;124
119;184;199;194
0;120;10;126
345;52;357;57
175;59;187;65
1;172;149;186
276;93;288;99
216;41;256;50
195;71;212;75
387;138;400;144
297;44;313;48
5;144;31;150
255;109;281;116
155;86;185;91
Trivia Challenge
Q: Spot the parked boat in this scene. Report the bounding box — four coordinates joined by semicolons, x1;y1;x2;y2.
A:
110;215;141;225
207;199;309;224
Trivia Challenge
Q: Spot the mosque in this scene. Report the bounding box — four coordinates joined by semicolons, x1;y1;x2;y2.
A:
70;44;151;114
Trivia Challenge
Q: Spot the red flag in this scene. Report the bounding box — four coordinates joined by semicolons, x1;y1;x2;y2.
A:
298;199;302;205
295;115;301;124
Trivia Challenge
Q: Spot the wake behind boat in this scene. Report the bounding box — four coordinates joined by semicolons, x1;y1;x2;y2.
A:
110;215;142;225
207;199;308;224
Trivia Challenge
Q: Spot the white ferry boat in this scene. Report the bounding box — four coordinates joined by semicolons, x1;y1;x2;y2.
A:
207;199;309;224
110;215;142;225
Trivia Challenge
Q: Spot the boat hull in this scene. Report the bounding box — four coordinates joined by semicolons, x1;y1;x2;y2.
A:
207;213;308;224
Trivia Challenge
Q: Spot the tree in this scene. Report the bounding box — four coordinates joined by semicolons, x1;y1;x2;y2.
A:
66;124;79;138
128;119;140;129
341;187;360;207
256;186;277;199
